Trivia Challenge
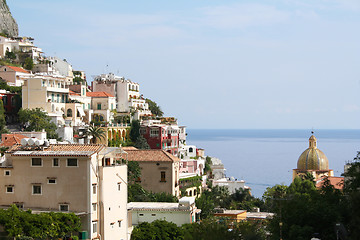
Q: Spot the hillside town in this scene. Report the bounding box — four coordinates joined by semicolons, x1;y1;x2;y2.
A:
0;2;360;240
0;33;263;239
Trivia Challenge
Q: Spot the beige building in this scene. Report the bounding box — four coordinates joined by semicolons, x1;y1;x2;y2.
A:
0;65;31;86
128;197;200;227
86;92;116;124
0;143;128;240
293;134;334;180
126;149;180;197
22;76;71;125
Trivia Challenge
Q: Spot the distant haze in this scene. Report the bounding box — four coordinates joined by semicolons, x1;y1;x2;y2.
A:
8;0;360;129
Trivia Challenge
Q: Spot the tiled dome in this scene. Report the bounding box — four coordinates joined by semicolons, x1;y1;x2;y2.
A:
297;135;329;170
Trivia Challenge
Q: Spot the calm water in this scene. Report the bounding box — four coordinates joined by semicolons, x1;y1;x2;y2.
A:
186;129;360;198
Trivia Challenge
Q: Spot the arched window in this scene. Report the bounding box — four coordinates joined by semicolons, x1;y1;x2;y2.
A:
189;147;193;153
67;109;72;117
11;97;16;106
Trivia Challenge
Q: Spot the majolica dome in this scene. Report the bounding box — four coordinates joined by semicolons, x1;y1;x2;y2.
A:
297;135;329;170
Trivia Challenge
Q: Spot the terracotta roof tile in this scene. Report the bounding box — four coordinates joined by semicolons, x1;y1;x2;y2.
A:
6;66;30;73
69;90;80;96
7;144;106;157
86;91;114;98
316;176;344;190
0;134;27;147
122;146;138;150
126;149;180;162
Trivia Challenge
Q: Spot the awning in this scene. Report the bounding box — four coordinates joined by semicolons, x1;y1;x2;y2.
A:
77;106;85;117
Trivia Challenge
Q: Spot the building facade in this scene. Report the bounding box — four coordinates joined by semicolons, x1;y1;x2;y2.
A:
126;149;180;197
0;143;128;240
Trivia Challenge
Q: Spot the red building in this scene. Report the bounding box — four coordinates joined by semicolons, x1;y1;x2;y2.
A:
0;91;21;123
140;124;179;155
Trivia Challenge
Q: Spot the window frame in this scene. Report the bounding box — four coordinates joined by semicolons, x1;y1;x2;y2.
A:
53;158;59;167
31;158;42;167
6;186;14;193
32;185;42;195
92;222;98;234
48;178;57;184
160;171;166;182
59;204;69;212
67;158;78;167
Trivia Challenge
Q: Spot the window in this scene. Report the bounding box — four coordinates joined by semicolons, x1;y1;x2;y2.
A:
31;158;42;166
189;147;193;153
14;203;23;209
11;97;16;107
57;94;60;103
6;186;13;193
139;214;144;216
4;170;10;176
160;171;166;182
97;103;101;110
59;204;69;212
151;214;156;216
2;96;7;105
92;222;97;234
118;221;122;227
67;109;72;117
117;183;121;191
111;103;114;110
51;93;54;102
67;159;78;167
61;94;65;103
32;185;42;195
92;203;97;211
53;158;59;167
93;184;97;194
88;103;90;109
150;128;159;136
48;178;56;184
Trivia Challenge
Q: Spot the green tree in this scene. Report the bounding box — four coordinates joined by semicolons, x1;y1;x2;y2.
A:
87;125;106;144
131;220;183;240
23;57;33;70
343;152;360;239
128;161;141;184
0;205;81;239
134;135;150;149
129;120;140;143
5;50;16;61
0;98;8;134
145;98;164;117
267;177;344;240
18;108;58;139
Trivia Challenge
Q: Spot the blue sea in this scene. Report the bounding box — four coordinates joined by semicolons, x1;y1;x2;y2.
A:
186;129;360;198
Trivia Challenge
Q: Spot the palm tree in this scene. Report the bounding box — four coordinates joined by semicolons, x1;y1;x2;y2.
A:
87;125;106;144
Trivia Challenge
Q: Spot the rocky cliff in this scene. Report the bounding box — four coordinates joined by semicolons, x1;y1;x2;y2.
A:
0;0;18;37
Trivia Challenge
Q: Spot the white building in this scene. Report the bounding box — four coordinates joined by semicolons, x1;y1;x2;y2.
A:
92;73;151;118
128;197;200;227
213;177;250;194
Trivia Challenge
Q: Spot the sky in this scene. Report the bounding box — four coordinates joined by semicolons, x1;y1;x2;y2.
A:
7;0;360;129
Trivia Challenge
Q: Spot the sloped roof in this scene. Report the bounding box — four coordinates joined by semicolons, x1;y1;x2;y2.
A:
69;90;80;96
5;66;30;74
316;176;344;190
86;91;114;98
126;149;180;162
0;133;27;147
8;144;105;157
